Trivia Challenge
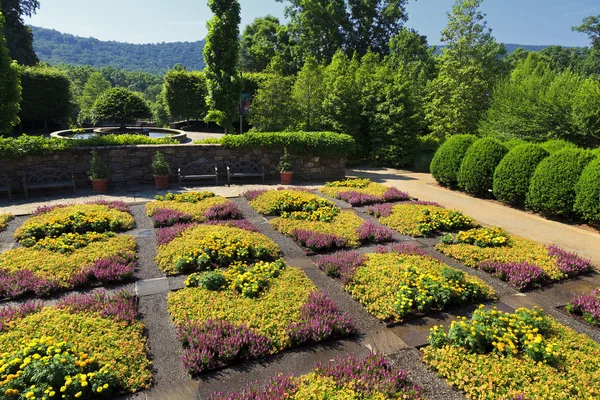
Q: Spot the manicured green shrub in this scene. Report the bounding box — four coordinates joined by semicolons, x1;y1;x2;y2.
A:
540;139;578;154
219;131;355;156
502;139;527;150
574;157;600;224
430;134;478;187
457;138;508;197
493;144;549;206
526;148;595;216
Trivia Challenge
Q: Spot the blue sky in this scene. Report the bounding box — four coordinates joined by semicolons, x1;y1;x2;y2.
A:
25;0;600;47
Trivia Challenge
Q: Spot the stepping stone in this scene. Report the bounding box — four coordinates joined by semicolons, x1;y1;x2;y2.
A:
501;293;543;309
361;328;410;355
135;277;169;297
248;216;268;225
528;277;600;307
0;243;14;254
145;379;198;400
130;229;153;239
284;256;316;270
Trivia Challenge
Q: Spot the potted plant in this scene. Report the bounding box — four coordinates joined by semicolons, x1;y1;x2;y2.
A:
89;151;109;192
152;151;171;189
278;148;293;185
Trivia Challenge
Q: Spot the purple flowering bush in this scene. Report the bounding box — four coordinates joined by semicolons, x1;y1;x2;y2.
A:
315;251;366;283
151;208;193;227
0;300;43;331
204;203;243;221
57;290;138;323
566;288;600;326
367;203;394;218
291;229;349;251
204;219;259;232
243;189;269;201
356;220;396;243
479;261;547;290
321;179;411;206
155;222;199;246
546;245;595;276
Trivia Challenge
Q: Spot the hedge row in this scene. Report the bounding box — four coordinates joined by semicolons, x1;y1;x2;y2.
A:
431;136;600;224
215;131;355;156
0;134;177;159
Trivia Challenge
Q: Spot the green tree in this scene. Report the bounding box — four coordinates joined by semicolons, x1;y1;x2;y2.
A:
20;65;71;131
355;50;382;156
240;15;293;72
573;14;600;50
292;56;325;131
1;0;39;65
204;0;242;132
425;0;507;138
151;94;171;128
78;71;112;123
162;68;207;122
91;87;151;128
0;12;21;133
572;78;600;145
248;57;295;131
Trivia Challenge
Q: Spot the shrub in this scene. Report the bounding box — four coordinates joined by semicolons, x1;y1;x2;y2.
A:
430;134;478;187
0;214;12;232
320;179;409;205
457;138;508;197
503;139;528;150
566;288;600;326
151;151;170;176
526;148;595;216
574;157;600;224
540;139;578;154
219;131;355;156
493;144;549;206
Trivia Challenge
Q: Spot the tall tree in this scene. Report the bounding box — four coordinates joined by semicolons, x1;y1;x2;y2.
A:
204;0;242;132
425;0;507;138
240;15;295;72
162;68;207;122
0;12;21;133
79;71;112;122
292;56;325;131
1;0;39;65
573;15;600;50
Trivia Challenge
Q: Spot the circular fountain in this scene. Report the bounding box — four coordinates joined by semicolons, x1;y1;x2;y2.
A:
51;127;188;143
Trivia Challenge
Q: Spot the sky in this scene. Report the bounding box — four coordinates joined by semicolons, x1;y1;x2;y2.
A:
24;0;600;47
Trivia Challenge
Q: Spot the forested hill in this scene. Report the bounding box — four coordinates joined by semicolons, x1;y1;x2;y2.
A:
31;26;205;74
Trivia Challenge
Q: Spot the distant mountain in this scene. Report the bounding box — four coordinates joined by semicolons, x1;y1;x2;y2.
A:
31;26;205;74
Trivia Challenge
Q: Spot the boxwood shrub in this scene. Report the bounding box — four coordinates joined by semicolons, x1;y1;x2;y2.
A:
526;148;595;216
493;144;549;206
457;138;508;197
540;139;578;154
502;139;528;150
574;157;600;224
430;134;478;187
218;131;355;156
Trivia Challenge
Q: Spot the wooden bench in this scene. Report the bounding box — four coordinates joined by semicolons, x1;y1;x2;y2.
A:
23;168;76;199
227;161;265;187
178;160;218;187
0;173;11;200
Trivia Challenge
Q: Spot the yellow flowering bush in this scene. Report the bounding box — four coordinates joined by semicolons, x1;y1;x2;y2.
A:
14;205;134;243
31;232;116;254
436;235;564;280
423;306;600;399
0;307;151;393
270;210;364;248
346;253;495;321
323;178;372;189
455;227;510;248
169;267;315;350
249;190;340;222
0;214;13;232
155;225;280;275
146;194;230;222
0;336;118;399
154;191;215;203
379;204;475;237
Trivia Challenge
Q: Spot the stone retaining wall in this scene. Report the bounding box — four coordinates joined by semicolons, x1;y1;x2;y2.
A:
0;144;346;192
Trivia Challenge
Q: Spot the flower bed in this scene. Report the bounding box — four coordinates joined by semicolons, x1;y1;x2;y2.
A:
207;353;424;399
316;245;494;322
0;213;12;232
369;203;474;237
168;262;355;374
321;178;410;206
14;202;134;243
423;305;600;399
436;230;595;290
0;234;136;298
0;291;151;396
155;224;280;275
566;289;600;327
146;191;240;227
247;188;340;221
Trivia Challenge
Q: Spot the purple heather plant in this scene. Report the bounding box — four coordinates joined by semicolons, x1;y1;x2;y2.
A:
375;242;428;257
566;288;600;326
177;319;273;374
0;300;43;331
88;254;135;283
204;219;259;233
243;189;269;201
546;245;594;276
0;269;61;298
291;229;348;251
207;374;298;400
479;261;546;291
407;200;444;207
33;203;69;216
90;199;131;214
286;291;356;345
151;208;193;227
367;203;394;218
337;191;382;206
382;187;410;202
57;290;137;324
315;251;366;283
205;202;243;221
155;222;199;246
356;220;395;243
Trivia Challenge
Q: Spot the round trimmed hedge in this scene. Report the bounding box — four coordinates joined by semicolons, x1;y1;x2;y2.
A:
457;138;508;197
503;139;528;150
540;139;578;154
430;134;478;187
493;144;549;206
526;149;595;216
574;157;600;224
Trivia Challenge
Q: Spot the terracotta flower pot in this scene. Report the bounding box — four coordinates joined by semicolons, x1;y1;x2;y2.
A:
91;178;108;193
280;171;293;185
154;175;169;189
